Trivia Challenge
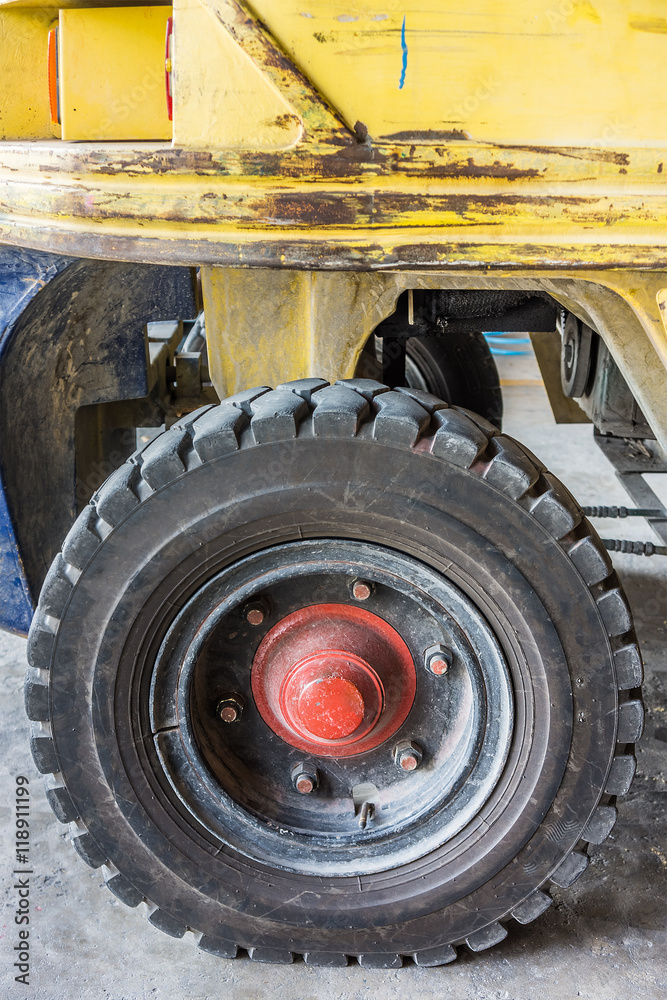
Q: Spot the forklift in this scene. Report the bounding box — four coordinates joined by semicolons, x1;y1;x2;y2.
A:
0;1;661;966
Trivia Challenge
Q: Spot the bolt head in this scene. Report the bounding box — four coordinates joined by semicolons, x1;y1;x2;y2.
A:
430;656;449;676
295;775;315;794
424;644;453;676
246;606;265;626
292;763;319;794
351;579;372;601
217;695;244;723
393;740;423;772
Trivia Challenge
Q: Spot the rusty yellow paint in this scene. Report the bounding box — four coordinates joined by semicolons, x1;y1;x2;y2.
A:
0;0;666;453
0;9;55;139
1;138;667;258
202;268;395;392
173;0;302;149
0;0;666;255
0;0;666;259
57;7;172;141
201;0;350;141
249;0;667;148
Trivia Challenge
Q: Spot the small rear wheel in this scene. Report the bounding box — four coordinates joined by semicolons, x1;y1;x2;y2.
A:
405;330;503;429
26;378;642;966
358;327;503;428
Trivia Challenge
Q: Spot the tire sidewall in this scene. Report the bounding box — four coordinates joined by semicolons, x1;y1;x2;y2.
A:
48;435;617;952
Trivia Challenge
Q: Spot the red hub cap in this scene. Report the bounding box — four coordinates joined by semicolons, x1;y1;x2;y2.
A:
252;603;416;757
281;650;384;742
298;675;364;738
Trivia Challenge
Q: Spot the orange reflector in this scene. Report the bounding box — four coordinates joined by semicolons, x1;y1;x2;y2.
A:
48;26;60;126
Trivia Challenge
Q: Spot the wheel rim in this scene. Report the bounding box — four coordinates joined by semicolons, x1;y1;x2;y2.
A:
149;539;513;876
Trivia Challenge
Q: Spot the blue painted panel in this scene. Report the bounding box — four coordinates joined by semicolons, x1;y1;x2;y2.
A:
0;487;33;634
0;246;71;635
0;247;69;352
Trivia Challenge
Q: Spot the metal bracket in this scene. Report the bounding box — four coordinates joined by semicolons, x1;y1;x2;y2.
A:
594;430;667;544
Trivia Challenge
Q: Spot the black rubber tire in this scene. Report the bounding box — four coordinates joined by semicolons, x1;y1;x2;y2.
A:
405;331;503;430
26;378;642;967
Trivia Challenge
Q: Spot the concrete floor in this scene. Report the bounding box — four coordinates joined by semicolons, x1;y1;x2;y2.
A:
1;350;665;1000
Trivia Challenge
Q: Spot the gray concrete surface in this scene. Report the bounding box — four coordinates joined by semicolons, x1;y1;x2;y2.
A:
1;350;665;1000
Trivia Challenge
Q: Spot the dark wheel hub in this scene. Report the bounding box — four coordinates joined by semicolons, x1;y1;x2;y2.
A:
150;539;513;876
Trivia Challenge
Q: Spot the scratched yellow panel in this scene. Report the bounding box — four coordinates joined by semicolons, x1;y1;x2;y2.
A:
0;10;55;139
59;7;171;141
249;0;667;147
173;0;302;149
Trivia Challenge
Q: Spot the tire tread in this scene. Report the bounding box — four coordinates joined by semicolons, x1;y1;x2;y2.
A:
27;379;642;964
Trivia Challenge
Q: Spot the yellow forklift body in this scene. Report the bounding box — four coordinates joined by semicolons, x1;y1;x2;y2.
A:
57;6;172;141
0;0;666;443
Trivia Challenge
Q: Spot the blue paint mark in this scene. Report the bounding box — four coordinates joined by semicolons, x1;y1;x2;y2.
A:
484;332;531;356
399;15;408;89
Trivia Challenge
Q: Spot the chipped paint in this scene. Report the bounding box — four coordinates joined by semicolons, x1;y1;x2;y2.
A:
248;0;667;148
0;0;667;278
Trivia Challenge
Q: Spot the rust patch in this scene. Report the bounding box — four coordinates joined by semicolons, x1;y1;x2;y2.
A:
243;192;361;228
5;220;667;272
353;120;370;143
87;148;218;177
382;129;471;142
318;143;386;176
272;113;300;130
493;143;630;167
418;158;542;181
20;138;640;188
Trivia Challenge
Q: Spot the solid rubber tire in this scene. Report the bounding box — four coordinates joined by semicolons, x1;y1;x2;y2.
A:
26;378;642;965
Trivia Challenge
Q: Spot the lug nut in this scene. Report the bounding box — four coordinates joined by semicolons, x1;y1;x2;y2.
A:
244;599;268;626
424;643;453;676
292;763;319;794
351;579;373;601
217;694;244;723
393;740;423;772
295;774;315;794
